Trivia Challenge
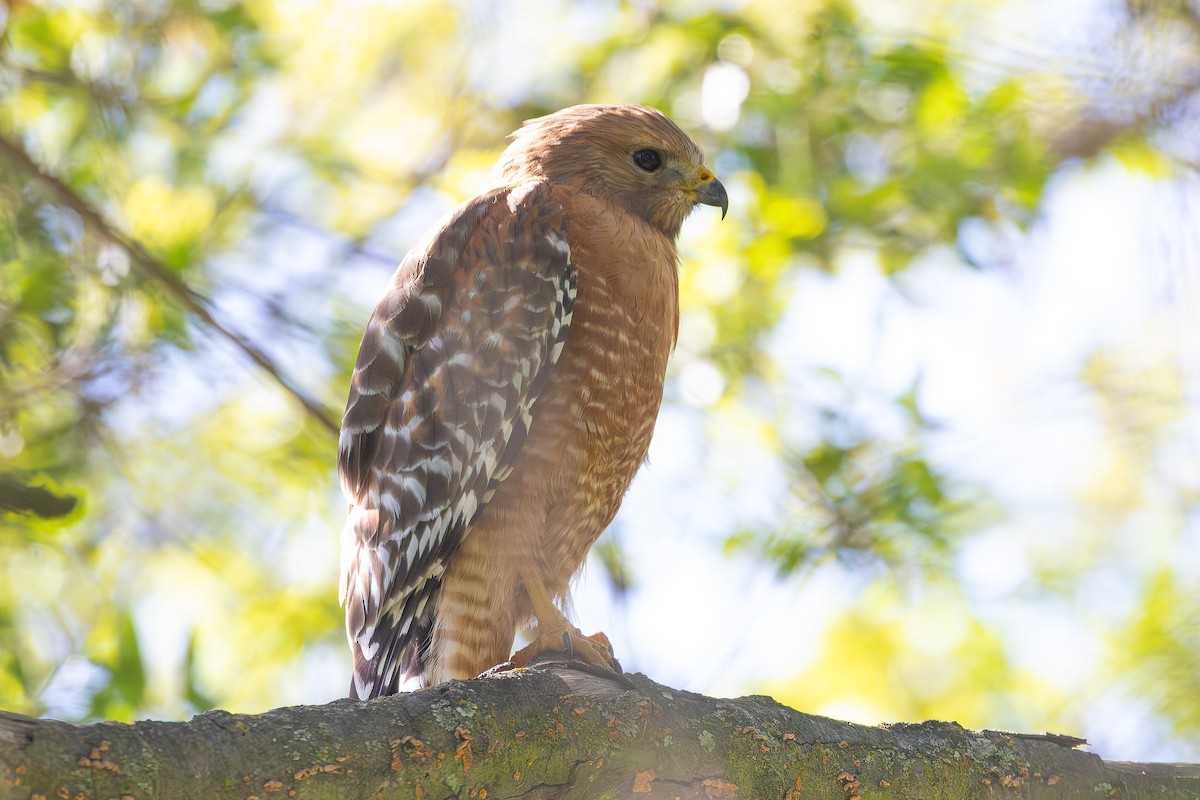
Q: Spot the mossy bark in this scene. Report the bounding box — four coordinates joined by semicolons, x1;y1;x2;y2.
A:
1;662;1197;799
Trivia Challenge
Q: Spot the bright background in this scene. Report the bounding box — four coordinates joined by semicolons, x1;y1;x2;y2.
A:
2;0;1198;763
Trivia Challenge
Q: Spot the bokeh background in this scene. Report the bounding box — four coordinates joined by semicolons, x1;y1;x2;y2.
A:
2;0;1199;763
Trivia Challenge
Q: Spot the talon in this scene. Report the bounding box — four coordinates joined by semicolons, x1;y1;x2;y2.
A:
512;565;620;675
589;632;622;673
588;631;615;659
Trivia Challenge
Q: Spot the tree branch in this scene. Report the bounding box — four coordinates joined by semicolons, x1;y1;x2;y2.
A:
0;132;341;436
1;663;1196;799
0;474;77;519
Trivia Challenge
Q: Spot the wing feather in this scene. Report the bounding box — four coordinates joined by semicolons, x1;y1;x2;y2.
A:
338;182;575;698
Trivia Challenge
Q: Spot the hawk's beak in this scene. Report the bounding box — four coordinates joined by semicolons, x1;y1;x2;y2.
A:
692;168;729;220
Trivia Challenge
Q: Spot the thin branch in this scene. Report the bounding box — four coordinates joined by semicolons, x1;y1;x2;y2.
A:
0;131;340;436
0;474;78;518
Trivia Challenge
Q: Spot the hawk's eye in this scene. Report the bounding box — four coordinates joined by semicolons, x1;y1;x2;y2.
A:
632;148;663;172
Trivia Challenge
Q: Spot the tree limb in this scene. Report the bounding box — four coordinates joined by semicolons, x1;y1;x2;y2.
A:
0;474;77;519
1;662;1196;799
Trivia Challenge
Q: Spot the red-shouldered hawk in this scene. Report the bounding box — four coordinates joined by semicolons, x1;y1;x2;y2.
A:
339;104;727;698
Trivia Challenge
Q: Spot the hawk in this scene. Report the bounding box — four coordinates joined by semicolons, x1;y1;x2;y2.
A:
338;104;727;698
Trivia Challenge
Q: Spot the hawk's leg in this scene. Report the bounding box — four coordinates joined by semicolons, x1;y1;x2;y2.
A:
511;562;621;673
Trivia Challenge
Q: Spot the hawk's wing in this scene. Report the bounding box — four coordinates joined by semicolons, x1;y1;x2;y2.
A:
338;182;576;698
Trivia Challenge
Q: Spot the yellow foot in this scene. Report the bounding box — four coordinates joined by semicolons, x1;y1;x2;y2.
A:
512;626;622;674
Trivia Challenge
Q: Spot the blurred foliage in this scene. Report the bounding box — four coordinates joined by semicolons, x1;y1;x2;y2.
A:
1115;572;1200;735
731;375;991;573
1;0;1198;760
765;579;1066;732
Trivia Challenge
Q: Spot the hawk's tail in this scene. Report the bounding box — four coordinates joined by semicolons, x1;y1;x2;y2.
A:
348;577;441;699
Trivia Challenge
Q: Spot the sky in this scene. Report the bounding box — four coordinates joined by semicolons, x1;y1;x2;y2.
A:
576;0;1200;761
275;0;1199;761
25;0;1198;765
569;154;1199;761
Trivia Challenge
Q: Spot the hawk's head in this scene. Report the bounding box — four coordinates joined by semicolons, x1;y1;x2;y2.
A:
492;104;728;238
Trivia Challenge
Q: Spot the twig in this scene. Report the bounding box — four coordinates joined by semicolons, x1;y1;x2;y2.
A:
0;131;340;436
